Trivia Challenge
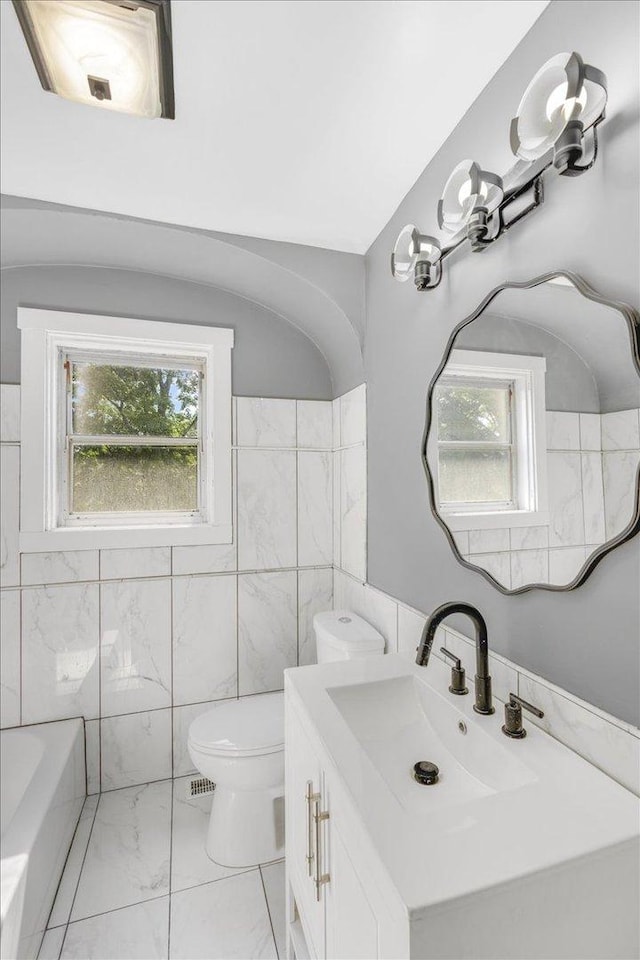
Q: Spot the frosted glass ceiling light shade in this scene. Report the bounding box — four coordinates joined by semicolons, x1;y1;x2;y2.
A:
437;160;503;239
391;225;442;290
12;0;174;118
510;52;607;168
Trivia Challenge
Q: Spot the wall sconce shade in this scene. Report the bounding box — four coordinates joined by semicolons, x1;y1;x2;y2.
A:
437;160;503;234
12;0;175;119
391;225;442;289
510;52;607;166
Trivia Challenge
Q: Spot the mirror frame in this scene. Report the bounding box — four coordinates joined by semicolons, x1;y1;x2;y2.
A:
422;270;640;595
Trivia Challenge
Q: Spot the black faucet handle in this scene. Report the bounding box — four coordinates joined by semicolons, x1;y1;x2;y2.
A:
502;692;544;738
440;646;461;669
440;647;468;696
509;693;544;718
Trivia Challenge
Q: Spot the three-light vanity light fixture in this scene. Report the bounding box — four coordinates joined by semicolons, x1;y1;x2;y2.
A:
391;52;608;291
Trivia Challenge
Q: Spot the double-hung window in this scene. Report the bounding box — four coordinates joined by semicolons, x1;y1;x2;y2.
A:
436;375;516;510
19;308;233;551
64;353;204;524
433;349;548;530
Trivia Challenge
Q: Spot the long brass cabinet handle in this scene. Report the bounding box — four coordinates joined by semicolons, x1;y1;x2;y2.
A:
313;794;330;901
305;781;317;876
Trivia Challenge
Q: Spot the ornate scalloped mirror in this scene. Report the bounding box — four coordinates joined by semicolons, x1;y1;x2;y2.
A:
423;272;640;594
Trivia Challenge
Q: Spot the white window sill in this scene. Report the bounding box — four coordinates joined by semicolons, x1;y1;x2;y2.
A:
442;511;550;532
19;523;233;553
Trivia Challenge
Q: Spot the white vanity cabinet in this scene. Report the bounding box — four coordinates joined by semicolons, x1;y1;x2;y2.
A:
285;697;408;960
323;801;378;960
284;656;640;960
285;705;326;958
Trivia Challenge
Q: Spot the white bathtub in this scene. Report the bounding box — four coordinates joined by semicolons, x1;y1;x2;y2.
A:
1;720;85;960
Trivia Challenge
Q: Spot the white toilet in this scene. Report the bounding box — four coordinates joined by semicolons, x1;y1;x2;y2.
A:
187;610;385;868
314;609;386;662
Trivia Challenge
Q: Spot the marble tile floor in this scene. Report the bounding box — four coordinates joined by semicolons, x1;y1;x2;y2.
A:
38;779;284;960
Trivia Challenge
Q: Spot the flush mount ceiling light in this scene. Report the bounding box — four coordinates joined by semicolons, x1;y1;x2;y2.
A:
391;225;442;290
437;160;503;248
12;0;175;119
510;52;607;172
391;51;607;292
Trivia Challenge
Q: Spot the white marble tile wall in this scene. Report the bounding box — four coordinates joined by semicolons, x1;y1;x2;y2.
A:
333;568;640;796
238;571;298;696
235;397;297;448
0;387;335;794
588;409;639;544
298;451;333;566
237;449;297;569
0;384;20;443
1;443;20;587
333;384;367;581
0;588;20;727
298;567;333;666
601;409;640;451
452;409;640;589
172;574;237;706
100;579;172;716
21;551;101;587
21;583;100;725
602;409;640;539
101;709;173;790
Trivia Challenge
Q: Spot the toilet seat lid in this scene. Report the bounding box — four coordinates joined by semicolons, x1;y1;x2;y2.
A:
188;691;284;756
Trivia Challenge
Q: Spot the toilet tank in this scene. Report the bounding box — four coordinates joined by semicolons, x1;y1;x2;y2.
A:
313;610;385;662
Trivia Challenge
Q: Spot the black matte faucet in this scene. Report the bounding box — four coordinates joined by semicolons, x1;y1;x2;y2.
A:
416;602;494;715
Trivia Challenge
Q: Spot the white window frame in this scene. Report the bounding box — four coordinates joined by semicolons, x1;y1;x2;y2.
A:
19;308;233;551
432;349;549;531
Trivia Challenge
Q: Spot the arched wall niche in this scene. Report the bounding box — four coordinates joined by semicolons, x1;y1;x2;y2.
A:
0;199;365;398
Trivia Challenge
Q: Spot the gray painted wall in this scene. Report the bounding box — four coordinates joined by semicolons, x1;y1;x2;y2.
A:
365;0;640;724
0;265;332;398
455;314;600;413
485;283;640;413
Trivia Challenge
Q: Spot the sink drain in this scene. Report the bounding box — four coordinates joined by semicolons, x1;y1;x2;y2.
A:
413;761;439;785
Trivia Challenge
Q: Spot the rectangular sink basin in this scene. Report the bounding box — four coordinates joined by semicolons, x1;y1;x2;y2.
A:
328;674;536;814
285;652;640;914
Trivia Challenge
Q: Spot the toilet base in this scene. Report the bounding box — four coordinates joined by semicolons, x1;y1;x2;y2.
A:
206;784;285;868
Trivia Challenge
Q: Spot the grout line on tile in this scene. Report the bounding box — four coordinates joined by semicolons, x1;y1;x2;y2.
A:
19;576;23;725
167;778;174;958
99;774;175;796
296;570;301;667
61;894;171;933
170;573;175;780
258;865;280;960
236;572;240;702
5;562;335;592
234;449;240;704
42;796;93;934
97;581;102;791
295;450;299;581
58;792;101;954
171;866;256;897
